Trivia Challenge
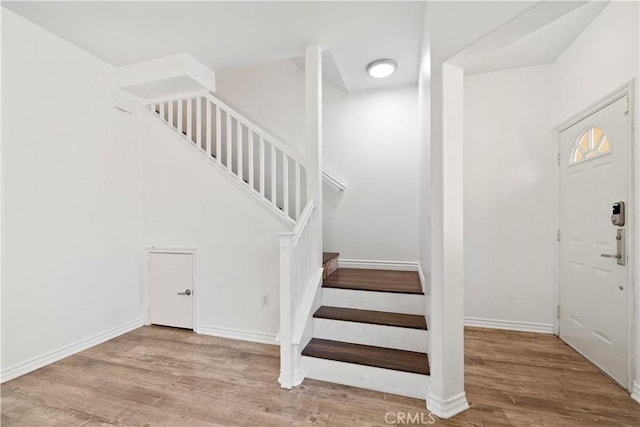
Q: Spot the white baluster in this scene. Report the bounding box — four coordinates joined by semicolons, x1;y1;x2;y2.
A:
196;98;202;149
271;144;277;207
226;113;232;170
295;162;301;219
206;101;212;156
187;98;193;142
283;155;289;217
216;106;222;164
249;132;255;191
159;103;165;121
237;120;243;182
177;100;183;134
260;137;265;198
168;101;174;127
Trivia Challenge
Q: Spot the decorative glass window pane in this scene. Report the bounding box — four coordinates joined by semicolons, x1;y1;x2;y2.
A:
570;127;611;164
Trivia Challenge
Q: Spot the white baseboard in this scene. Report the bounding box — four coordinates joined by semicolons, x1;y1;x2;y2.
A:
197;324;277;345
1;317;144;383
631;381;640;404
464;317;554;334
338;259;420;271
427;391;469;419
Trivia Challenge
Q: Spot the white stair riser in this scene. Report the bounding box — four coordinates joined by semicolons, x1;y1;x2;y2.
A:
313;318;429;353
303;356;429;399
322;288;425;315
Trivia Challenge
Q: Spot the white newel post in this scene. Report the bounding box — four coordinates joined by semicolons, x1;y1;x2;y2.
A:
278;235;294;388
427;63;469;418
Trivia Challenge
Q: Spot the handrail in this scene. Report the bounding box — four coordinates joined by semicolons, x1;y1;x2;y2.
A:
279;198;315;247
206;93;306;166
292;199;315;246
322;171;346;191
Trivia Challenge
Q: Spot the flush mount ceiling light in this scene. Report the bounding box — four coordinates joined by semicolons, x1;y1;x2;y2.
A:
366;59;397;78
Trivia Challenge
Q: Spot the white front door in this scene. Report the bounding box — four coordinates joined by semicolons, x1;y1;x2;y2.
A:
148;252;194;329
559;95;630;387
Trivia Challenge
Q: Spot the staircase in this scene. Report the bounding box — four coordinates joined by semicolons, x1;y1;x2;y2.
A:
147;92;429;400
301;253;430;399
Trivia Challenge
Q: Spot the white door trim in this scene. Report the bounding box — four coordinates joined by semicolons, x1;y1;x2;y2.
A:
144;247;198;332
553;80;636;392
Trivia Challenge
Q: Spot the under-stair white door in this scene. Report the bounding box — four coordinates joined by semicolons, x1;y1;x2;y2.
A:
148;252;195;329
559;95;630;387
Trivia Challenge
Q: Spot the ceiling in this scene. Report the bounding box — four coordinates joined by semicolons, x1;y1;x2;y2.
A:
465;1;608;75
2;1;605;91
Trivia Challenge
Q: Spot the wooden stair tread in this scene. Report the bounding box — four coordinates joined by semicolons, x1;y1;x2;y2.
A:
323;268;423;294
323;252;340;264
314;306;427;330
302;339;429;375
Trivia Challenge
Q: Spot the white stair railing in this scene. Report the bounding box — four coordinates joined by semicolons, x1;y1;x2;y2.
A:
148;93;307;225
278;199;322;388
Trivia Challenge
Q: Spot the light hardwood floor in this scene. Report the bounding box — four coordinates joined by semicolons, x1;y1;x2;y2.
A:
1;326;639;426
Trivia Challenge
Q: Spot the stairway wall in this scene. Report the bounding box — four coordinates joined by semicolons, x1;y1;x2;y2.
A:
323;84;420;262
142;112;287;341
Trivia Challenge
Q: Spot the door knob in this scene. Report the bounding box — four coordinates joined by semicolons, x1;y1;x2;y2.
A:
177;289;192;296
600;254;622;259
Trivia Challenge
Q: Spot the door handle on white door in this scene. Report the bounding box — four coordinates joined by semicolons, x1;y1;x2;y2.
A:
177;289;192;296
600;229;625;266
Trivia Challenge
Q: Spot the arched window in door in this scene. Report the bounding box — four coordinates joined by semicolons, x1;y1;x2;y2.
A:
570;127;611;164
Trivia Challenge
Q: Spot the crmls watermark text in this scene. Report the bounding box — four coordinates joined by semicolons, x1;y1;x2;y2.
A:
384;411;437;425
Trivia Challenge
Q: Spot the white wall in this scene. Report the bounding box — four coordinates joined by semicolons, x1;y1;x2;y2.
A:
216;60;306;154
142;112;287;340
1;9;143;378
217;60;421;263
322;85;420;262
417;19;431;283
552;2;639;125
464;65;555;328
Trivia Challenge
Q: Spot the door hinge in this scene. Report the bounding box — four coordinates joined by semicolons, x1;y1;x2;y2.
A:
622;96;629;114
557;229;561;242
557;153;560;166
557;305;560;319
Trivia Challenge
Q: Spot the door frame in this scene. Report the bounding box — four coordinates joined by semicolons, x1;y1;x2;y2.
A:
144;247;198;332
553;80;636;392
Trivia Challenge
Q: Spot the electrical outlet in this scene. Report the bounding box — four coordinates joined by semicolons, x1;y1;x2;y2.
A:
261;293;270;307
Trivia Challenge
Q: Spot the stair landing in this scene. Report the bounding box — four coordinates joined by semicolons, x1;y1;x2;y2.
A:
323;268;423;294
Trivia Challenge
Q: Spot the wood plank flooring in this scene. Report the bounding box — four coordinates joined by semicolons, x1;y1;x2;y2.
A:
302;338;430;375
314;306;427;330
2;326;639;426
323;268;423;294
